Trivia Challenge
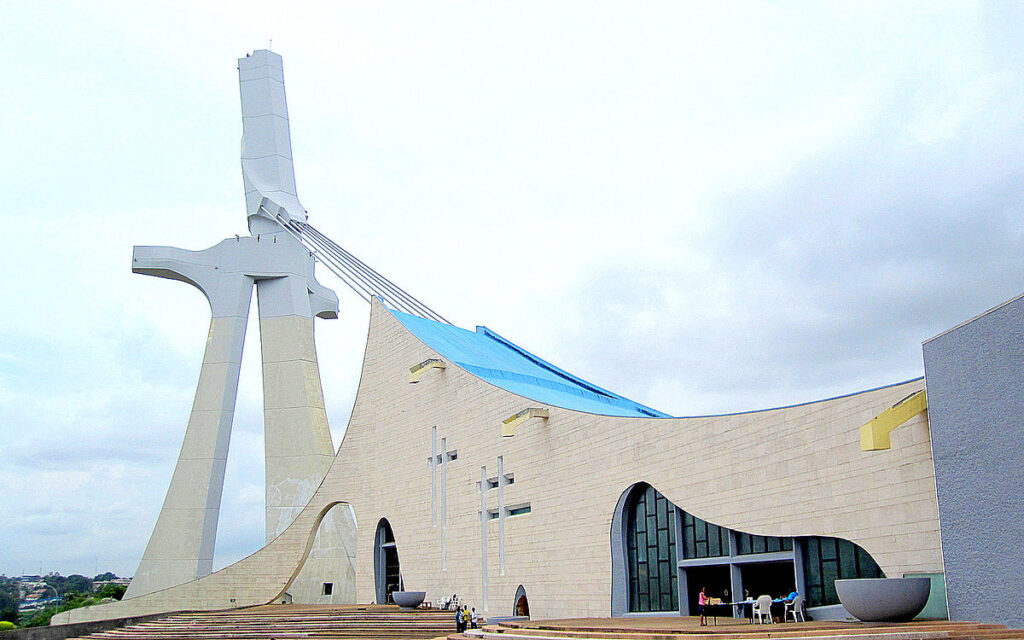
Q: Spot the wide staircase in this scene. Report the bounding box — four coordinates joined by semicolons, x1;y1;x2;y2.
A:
457;619;1024;640
67;608;1024;640
70;605;456;640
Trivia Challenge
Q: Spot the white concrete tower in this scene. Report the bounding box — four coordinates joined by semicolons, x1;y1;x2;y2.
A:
125;50;353;602
238;50;338;547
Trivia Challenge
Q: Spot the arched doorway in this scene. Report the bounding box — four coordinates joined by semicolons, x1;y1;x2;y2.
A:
374;518;401;604
513;584;530;617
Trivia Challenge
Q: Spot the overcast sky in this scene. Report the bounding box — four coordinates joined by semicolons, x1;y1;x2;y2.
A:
2;1;1023;579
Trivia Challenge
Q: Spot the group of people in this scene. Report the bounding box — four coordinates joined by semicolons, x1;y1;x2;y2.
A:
454;605;478;633
697;586;800;626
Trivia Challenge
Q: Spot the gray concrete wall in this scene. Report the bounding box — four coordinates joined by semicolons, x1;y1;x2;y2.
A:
923;293;1024;628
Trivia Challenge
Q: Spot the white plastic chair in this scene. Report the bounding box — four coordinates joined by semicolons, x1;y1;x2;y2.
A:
785;595;805;622
753;595;774;624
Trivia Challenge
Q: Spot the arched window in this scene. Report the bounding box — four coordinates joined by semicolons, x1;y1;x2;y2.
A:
613;483;885;617
626;484;678;612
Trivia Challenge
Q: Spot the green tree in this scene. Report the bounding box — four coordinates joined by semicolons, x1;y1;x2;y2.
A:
21;606;60;628
95;584;126;600
42;573;66;596
0;576;18;623
92;572;117;582
19;594;103;628
64;575;92;595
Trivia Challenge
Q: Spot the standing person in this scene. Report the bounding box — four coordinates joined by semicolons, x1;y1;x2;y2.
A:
464;606;471;630
455;606;464;633
471;607;478;629
698;586;709;626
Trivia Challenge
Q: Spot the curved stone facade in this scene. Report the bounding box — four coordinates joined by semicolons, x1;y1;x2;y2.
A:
326;301;939;619
60;299;941;623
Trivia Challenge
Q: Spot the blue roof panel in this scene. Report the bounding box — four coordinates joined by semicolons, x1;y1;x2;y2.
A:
391;310;671;418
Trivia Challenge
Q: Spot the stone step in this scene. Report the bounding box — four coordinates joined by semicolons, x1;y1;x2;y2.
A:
485;631;954;640
68;607;1024;640
490;623;999;640
477;622;1022;640
82;630;454;636
67;607;459;640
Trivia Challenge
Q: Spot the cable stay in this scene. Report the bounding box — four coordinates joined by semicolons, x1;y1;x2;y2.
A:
264;207;451;325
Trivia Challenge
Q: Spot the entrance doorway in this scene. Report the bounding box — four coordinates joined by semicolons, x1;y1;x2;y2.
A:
513;585;530;617
685;564;731;614
740;560;795;620
741;560;795;600
374;518;401;605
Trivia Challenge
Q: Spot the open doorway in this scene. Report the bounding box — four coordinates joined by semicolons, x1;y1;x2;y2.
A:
740;561;795;600
740;560;795;620
685;565;732;614
374;518;401;605
513;585;530;617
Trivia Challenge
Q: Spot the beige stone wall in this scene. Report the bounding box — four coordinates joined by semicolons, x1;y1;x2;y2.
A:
60;300;941;624
259;314;354;604
260;315;336;541
319;301;941;619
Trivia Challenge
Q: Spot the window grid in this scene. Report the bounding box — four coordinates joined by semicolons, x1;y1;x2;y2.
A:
735;531;793;555
682;511;729;559
802;537;884;608
627;485;678;612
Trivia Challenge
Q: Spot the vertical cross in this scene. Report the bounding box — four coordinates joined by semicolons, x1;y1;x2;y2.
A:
480;465;489;611
498;455;506;576
441;437;448;570
430;427;437;527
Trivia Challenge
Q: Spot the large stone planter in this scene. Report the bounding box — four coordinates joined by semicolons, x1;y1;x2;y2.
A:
391;591;426;610
835;578;931;622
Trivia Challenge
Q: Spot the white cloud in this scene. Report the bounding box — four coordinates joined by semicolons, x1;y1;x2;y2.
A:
1;0;1022;576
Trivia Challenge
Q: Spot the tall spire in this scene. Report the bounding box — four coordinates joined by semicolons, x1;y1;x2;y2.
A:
125;49;343;602
239;50;307;232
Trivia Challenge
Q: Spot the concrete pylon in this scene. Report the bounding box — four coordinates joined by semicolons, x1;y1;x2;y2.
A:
124;245;254;597
126;234;338;599
125;50;354;601
256;266;336;543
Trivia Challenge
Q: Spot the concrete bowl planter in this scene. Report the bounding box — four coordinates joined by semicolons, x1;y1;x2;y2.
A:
391;591;426;610
835;577;931;622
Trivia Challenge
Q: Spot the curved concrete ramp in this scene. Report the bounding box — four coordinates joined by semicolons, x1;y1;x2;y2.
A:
52;500;351;624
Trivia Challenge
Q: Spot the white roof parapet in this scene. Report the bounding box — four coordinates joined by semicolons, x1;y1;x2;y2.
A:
238;49;307;228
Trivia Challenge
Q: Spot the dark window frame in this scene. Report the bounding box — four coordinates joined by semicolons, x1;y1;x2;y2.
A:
801;536;884;607
626;485;678;612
